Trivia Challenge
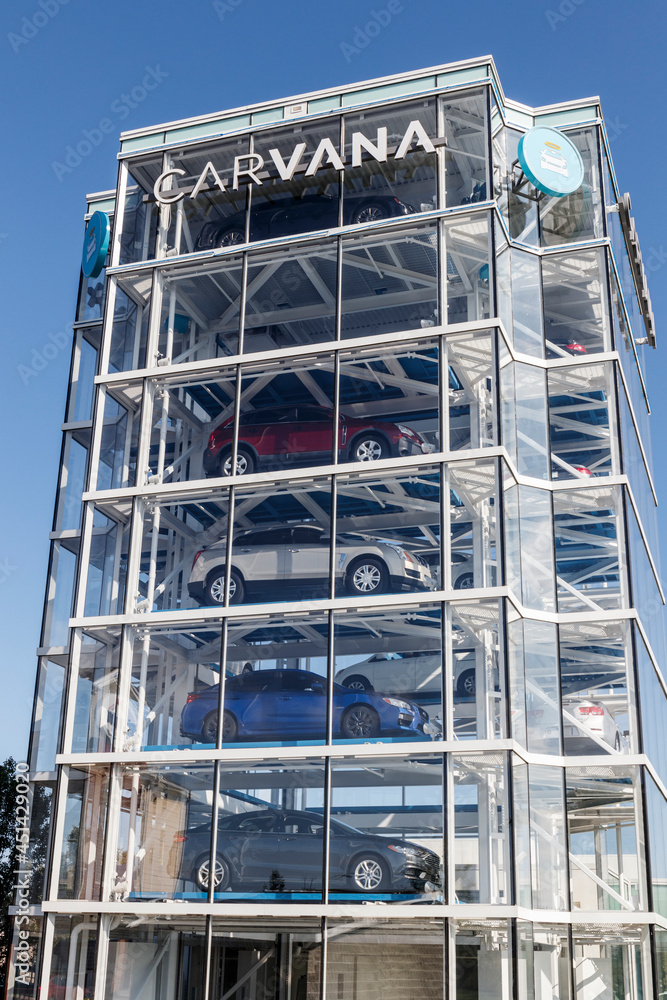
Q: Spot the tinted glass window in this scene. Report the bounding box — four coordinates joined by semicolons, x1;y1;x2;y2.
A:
228;672;280;692
292;526;325;544
243;528;293;546
297;407;330;422
281;672;324;692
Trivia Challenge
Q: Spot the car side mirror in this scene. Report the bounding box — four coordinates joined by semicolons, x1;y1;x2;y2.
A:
311;682;325;695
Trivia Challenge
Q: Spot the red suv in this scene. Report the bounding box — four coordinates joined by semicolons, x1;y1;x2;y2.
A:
203;405;431;477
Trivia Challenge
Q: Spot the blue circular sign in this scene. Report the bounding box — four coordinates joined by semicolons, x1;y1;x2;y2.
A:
517;127;584;198
82;211;110;278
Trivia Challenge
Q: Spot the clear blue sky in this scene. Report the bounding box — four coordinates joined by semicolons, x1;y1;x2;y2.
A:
1;0;665;761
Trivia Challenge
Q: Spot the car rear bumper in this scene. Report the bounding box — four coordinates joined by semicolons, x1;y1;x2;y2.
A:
188;581;207;605
203;448;220;477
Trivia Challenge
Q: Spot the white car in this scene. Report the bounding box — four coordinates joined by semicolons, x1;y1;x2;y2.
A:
188;523;437;606
335;648;477;698
561;697;621;752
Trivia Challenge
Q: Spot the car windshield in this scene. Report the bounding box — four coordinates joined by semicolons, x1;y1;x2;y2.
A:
330;817;365;836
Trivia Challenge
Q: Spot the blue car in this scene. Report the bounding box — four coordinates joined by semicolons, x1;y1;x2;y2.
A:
180;668;438;743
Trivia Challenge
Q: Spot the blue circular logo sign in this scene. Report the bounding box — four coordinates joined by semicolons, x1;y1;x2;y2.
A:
82;211;110;278
517;127;584;198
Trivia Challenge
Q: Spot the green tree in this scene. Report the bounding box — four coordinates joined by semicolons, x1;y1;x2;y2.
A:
0;758;19;983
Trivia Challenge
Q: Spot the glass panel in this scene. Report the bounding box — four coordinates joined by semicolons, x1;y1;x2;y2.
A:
118;177;159;264
211;920;322;1000
114;763;213;901
221;612;328;747
139;488;232;612
571;925;645;1000
72;628;121;754
539;127;602;248
529;764;568;911
78;270;106;322
108;279;149;372
510;250;543;358
10;915;42;1000
236;355;335;474
43;540;78;648
212;759;325;901
450;600;503;741
158;256;244;362
543;249;610;358
553;486;624;613
655;930;667;1000
627;499;666;671
636;625;667;783
331;756;442;901
517;923;571;1000
327;920;442;1000
443;88;488;208
549;363;616;481
445;212;491;325
343;99;438;217
339;341;439;458
56;436;88;530
69;332;98;422
512;757;531;908
444;329;495;451
96;390;138;490
452;752;509;905
30;658;65;770
58;766;108;900
243;243;337;353
646;773;667;918
514;363;550;481
341;223;438;338
25;782;53;905
505;128;539;246
334;466;440;602
334;606;443;744
453;920;512;1000
508;486;555;613
127;622;223;751
46;916;97;1000
567;766;642;911
106;916;207;1000
560;620;631;757
251;119;341;241
509;619;561;755
448;459;498;591
84;506;130;617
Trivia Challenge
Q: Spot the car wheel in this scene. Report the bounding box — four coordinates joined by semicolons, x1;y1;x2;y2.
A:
346;557;389;596
350;434;388;463
204;568;245;606
221;447;255;477
340;704;381;739
201;712;219;743
194;853;231;892
342;675;373;692
454;572;474;590
457;668;476;698
352;203;390;225
216;228;245;248
350;854;389;892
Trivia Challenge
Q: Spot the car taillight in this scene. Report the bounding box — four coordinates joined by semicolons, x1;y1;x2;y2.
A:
578;706;604;716
186;692;203;703
173;834;187;843
192;550;203;569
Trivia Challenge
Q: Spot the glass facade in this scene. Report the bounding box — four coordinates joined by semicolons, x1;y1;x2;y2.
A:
11;58;667;1000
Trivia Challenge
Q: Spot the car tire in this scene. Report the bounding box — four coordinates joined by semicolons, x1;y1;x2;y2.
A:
342;675;373;692
220;447;255;477
201;712;219;743
351;203;390;225
456;668;476;698
349;434;389;463
194;852;231;892
340;704;381;739
454;572;474;590
350;854;389;892
216;228;245;248
204;568;245;606
346;557;389;597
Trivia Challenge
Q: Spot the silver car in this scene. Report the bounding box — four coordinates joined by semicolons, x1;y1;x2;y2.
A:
188;523;437;606
336;648;477;698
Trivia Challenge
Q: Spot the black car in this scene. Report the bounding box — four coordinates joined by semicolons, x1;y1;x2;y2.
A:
194;193;416;249
168;807;441;895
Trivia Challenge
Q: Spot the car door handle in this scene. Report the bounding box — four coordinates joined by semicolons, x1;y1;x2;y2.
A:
288;548;300;552
238;547;252;553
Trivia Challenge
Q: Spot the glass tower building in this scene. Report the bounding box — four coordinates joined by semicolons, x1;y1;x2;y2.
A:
13;56;667;1000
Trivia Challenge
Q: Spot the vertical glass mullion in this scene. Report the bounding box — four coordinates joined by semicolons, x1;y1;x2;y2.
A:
71;499;94;620
229;364;242;479
439;333;448;457
328;475;337;602
223;485;237;609
112;625;133;754
319;916;329;1000
203;915;213;1000
335;235;342;341
237;253;249;356
326;610;334;746
216;618;229;752
111;162;129;269
332;351;341;467
321;756;332;903
58;628;81;757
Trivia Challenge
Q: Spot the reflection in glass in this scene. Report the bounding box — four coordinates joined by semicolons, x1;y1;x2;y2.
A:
58;767;108;900
452;753;509;905
453;920;511;1000
327;920;442;1000
449;601;503;741
445;212;491;325
443;88;488;208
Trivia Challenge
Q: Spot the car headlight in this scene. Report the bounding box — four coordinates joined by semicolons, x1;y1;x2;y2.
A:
383;697;413;711
387;843;417;856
